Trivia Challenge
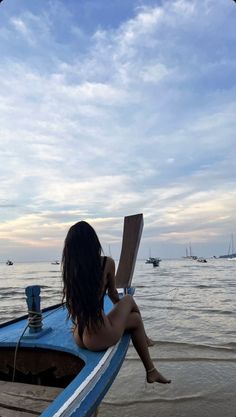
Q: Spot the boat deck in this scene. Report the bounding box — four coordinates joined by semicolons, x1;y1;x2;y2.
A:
0;380;62;416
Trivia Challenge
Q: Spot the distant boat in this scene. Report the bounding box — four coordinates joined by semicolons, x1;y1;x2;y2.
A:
51;260;60;265
227;234;236;259
145;257;154;264
183;243;198;260
197;257;207;263
145;249;161;266
152;258;160;267
6;260;13;266
145;257;161;267
219;234;236;259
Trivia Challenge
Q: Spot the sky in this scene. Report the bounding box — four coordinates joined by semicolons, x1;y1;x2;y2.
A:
0;0;236;262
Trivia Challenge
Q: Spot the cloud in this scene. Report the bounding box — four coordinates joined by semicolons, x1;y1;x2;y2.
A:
11;17;28;35
0;0;236;259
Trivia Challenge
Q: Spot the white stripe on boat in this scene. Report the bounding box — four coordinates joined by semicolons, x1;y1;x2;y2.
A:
53;342;119;417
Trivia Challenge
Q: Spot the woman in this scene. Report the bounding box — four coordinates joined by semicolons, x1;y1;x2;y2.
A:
62;221;171;384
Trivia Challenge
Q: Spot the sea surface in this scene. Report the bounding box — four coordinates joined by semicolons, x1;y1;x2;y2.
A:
0;259;235;417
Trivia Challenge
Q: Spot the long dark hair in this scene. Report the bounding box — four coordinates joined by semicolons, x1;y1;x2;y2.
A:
62;221;104;339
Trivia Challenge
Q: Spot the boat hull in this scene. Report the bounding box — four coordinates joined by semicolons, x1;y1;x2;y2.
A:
0;291;132;417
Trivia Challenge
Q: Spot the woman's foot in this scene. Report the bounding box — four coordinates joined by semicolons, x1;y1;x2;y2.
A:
146;336;155;347
146;367;171;384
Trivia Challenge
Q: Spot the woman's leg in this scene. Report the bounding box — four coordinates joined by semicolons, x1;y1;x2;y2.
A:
125;297;155;347
108;295;171;384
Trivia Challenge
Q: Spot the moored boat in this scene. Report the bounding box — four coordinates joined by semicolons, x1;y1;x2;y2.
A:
197;257;207;263
219;234;236;259
145;257;161;267
182;243;197;260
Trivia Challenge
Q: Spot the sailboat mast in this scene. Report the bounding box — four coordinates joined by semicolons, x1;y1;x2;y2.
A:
232;234;235;254
228;234;233;256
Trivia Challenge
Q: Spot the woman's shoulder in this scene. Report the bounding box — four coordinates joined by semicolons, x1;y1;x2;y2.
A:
106;256;115;268
102;256;115;272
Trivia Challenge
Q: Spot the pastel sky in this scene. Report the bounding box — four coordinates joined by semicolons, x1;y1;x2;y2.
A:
0;0;236;261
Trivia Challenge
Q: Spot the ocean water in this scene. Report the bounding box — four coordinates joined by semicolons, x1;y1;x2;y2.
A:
0;259;235;417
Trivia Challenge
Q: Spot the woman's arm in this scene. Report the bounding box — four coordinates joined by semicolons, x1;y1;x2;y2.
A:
106;257;120;304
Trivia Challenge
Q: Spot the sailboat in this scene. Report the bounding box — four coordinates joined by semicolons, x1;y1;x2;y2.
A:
227;234;236;260
183;243;197;260
219;234;236;259
145;249;161;266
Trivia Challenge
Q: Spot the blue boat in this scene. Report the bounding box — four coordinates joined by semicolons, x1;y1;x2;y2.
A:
0;214;143;417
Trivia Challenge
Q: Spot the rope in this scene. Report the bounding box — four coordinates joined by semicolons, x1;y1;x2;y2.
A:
12;313;39;382
12;304;64;382
27;310;42;330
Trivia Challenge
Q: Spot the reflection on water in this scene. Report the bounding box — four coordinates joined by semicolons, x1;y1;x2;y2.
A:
0;259;235;416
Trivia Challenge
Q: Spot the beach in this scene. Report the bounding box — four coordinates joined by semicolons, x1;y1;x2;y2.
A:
0;259;235;416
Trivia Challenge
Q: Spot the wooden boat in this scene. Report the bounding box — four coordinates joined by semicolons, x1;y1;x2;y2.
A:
0;213;143;417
